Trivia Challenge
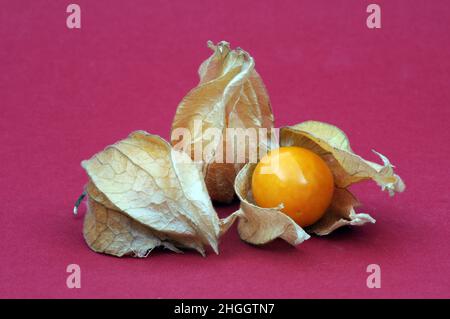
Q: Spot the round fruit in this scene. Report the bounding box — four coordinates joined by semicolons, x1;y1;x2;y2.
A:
251;146;334;227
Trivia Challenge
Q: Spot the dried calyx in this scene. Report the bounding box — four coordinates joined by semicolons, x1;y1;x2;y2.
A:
81;131;221;257
227;121;405;246
171;41;274;203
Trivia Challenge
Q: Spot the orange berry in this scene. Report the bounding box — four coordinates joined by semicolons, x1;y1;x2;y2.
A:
252;146;334;227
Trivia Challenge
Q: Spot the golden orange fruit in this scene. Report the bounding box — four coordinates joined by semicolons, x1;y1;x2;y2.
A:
252;146;334;227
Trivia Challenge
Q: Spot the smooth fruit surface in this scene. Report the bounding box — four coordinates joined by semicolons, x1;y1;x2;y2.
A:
252;146;335;227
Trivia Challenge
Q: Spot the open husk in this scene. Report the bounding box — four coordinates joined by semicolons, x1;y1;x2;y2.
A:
81;131;221;257
171;41;274;203
228;120;405;245
230;164;310;245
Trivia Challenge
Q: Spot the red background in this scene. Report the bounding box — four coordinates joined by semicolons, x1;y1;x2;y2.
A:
1;0;449;298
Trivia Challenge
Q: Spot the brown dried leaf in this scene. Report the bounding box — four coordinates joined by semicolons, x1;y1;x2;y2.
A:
231;163;310;245
171;41;274;203
81;131;220;257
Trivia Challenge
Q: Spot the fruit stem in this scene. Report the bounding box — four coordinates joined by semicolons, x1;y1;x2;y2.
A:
73;191;86;216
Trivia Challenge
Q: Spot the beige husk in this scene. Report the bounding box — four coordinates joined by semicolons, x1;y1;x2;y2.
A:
281;121;405;195
171;41;274;203
84;188;182;257
229;164;310;245
81;131;221;257
227;120;405;244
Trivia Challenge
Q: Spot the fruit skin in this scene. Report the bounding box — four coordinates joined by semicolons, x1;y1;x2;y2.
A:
251;146;334;227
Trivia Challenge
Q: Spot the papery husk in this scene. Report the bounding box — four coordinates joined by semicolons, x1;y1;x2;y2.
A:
81;131;221;257
306;187;375;236
228;120;405;243
280;121;405;194
84;185;181;257
227;164;310;245
171;41;274;203
280;121;404;235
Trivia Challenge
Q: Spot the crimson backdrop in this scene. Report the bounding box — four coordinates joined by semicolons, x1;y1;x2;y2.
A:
1;0;449;298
